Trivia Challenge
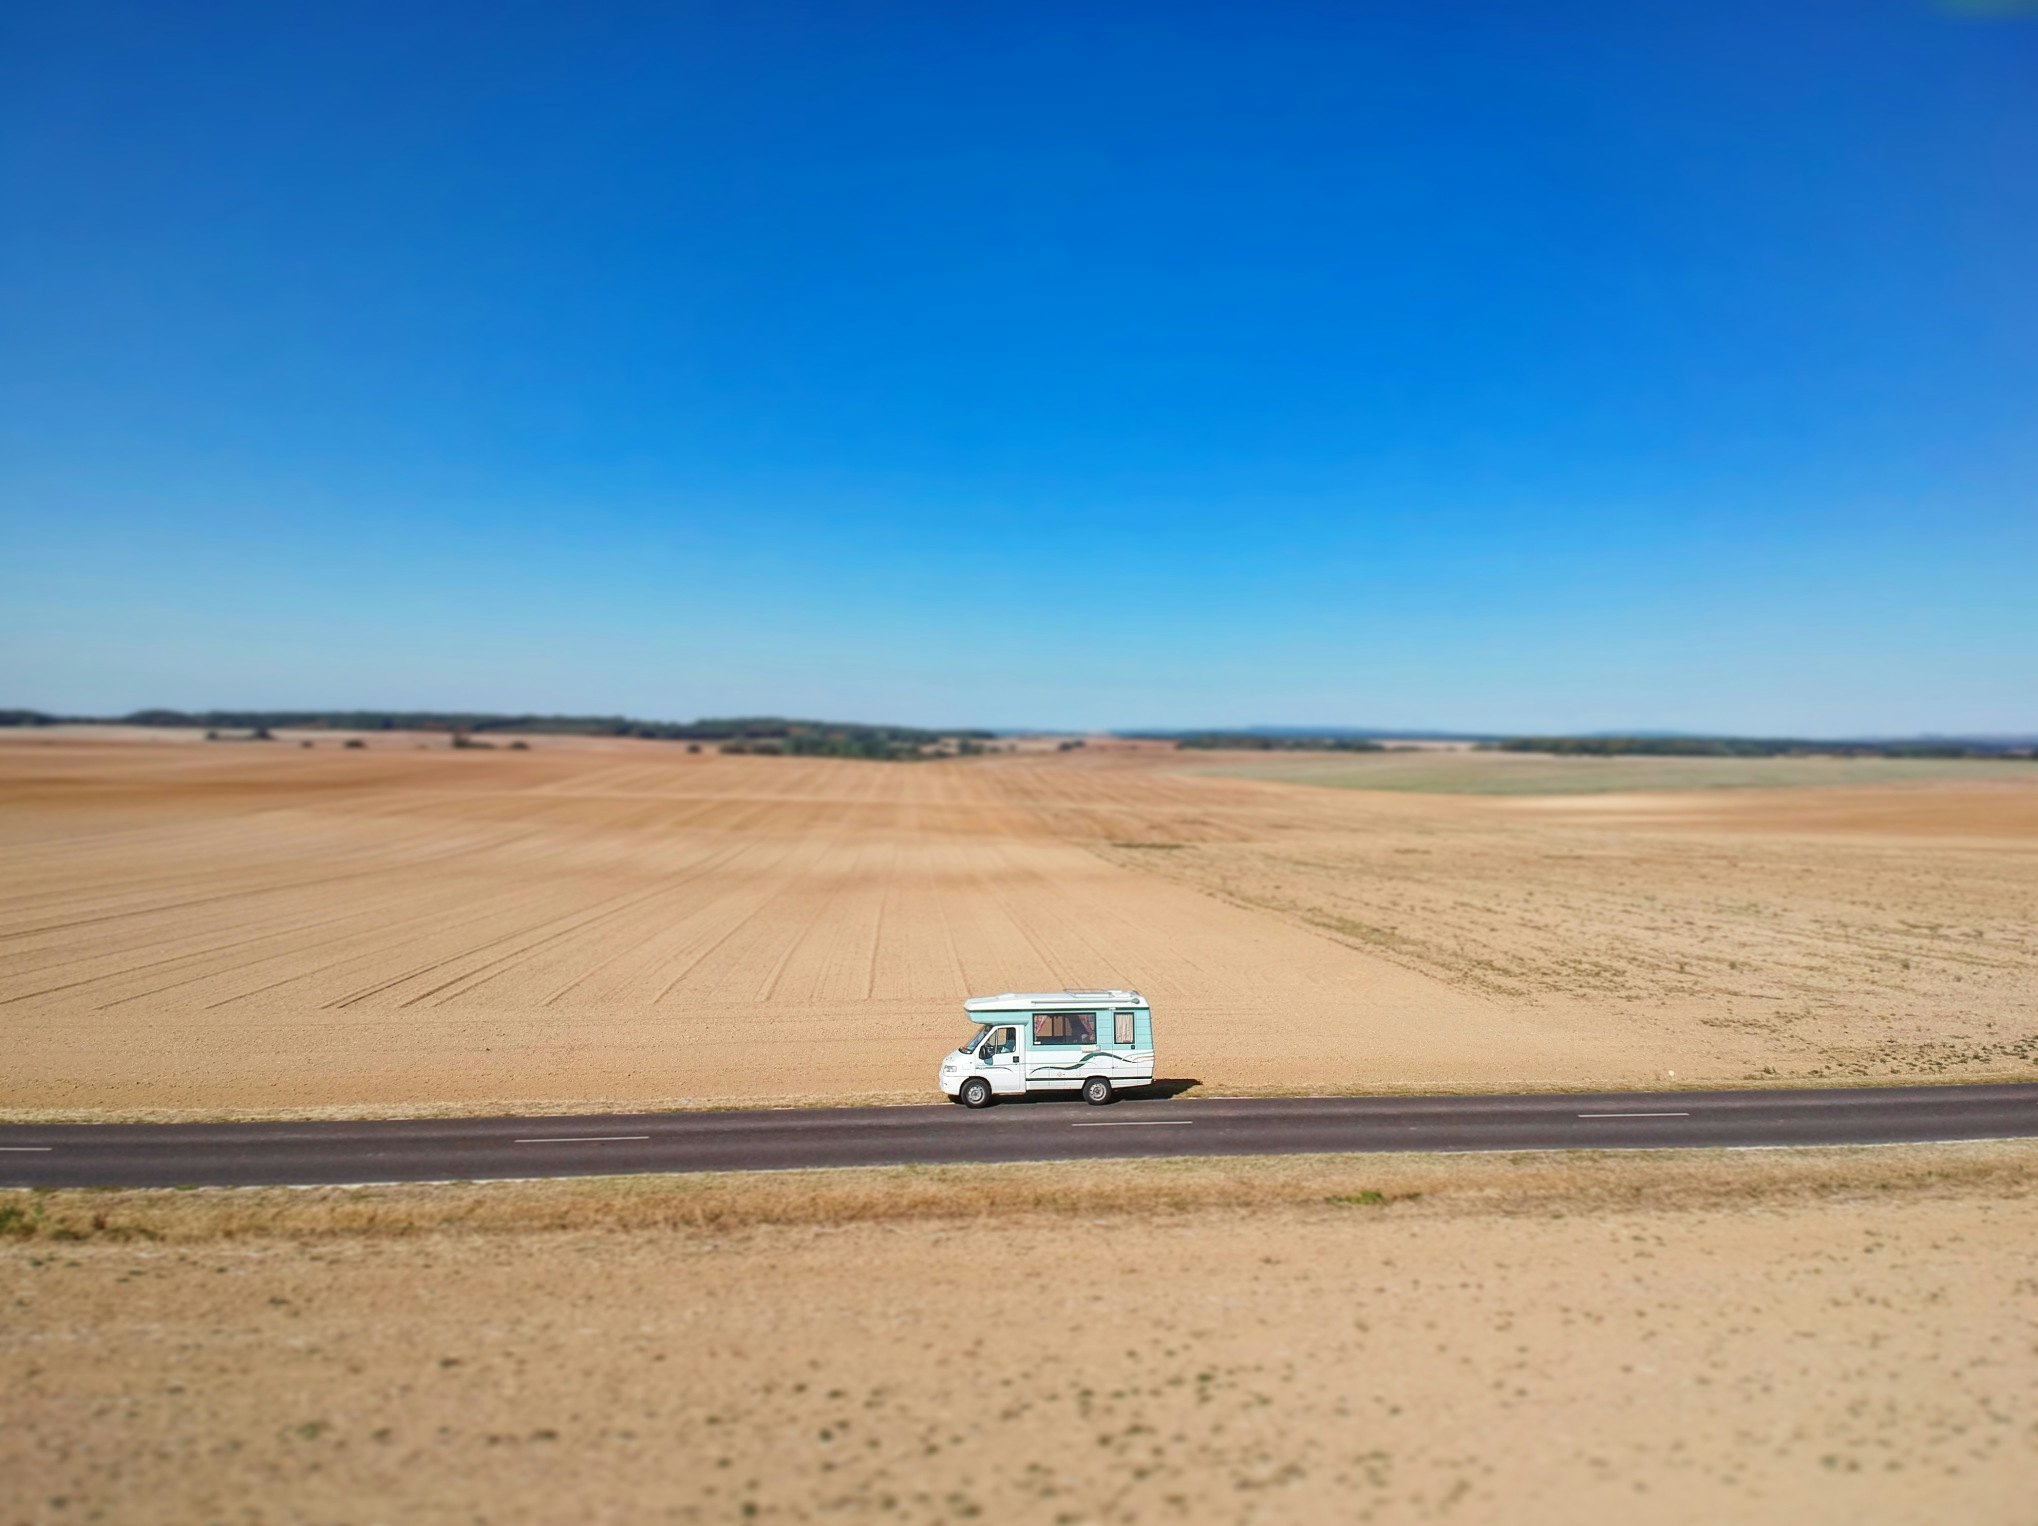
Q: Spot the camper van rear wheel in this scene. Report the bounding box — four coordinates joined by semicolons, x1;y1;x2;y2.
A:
1082;1076;1114;1106
959;1077;993;1109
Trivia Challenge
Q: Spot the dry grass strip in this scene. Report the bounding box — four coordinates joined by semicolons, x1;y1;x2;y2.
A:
4;1140;2034;1246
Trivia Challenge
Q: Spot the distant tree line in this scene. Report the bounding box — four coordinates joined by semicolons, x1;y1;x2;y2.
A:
1487;736;2036;760
10;709;2027;762
1169;733;1386;752
723;729;978;761
0;708;996;761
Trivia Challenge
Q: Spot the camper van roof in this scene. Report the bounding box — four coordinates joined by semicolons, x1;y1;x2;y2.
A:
963;989;1145;1015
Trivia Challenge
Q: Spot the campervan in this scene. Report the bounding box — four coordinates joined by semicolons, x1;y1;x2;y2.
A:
939;990;1155;1107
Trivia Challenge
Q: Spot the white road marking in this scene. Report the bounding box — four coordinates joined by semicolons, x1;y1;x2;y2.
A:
1577;1112;1690;1119
0;1146;53;1152
513;1135;651;1144
1070;1120;1194;1128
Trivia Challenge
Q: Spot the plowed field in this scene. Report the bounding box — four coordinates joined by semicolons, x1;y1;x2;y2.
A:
3;732;2035;1116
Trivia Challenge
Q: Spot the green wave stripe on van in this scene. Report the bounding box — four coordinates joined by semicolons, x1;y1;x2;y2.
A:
1033;1050;1142;1072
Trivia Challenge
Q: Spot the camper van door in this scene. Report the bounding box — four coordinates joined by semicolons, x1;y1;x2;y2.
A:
980;1024;1025;1096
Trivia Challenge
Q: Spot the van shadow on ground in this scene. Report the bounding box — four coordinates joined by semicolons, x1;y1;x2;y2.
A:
984;1078;1202;1106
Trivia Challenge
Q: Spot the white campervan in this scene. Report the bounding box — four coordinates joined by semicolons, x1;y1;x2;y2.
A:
939;990;1155;1108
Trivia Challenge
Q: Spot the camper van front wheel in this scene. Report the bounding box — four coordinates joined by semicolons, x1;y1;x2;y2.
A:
959;1078;993;1109
1082;1076;1114;1106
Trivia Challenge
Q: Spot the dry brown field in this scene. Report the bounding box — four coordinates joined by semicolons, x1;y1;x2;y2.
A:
5;1144;2036;1523
3;731;2036;1118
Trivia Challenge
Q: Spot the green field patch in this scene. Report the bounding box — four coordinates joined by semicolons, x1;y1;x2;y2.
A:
1185;751;2038;797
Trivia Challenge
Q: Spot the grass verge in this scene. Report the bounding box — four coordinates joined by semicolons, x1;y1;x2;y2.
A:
3;1140;2033;1245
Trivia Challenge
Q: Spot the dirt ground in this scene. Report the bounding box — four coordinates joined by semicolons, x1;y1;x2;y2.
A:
1192;748;2038;797
2;732;2035;1117
5;1144;2035;1523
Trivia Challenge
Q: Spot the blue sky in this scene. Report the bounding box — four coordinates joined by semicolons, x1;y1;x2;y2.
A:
3;1;2034;734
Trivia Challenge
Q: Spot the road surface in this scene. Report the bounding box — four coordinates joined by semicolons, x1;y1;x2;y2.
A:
2;1083;2034;1189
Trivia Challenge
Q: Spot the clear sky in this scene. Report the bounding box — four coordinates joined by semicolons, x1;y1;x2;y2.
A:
4;1;2034;734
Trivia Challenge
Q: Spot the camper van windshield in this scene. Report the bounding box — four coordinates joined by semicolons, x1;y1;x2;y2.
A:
959;1027;985;1054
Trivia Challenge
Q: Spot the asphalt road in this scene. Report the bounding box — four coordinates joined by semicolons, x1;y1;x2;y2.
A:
2;1082;2035;1189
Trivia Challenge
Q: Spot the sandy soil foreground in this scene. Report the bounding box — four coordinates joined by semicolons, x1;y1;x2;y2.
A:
4;1144;2035;1523
2;733;2035;1116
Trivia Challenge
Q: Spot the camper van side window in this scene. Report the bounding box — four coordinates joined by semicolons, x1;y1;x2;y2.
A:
1114;1010;1135;1046
1032;1012;1096;1046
